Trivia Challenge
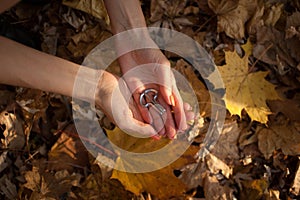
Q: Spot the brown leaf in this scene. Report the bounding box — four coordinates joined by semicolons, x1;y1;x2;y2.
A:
0;90;15;107
291;157;300;196
67;25;111;59
286;11;300;64
62;0;109;24
239;178;268;200
210;121;241;166
0;175;17;200
47;124;89;173
23;164;81;199
253;26;297;69
0;112;25;149
268;97;300;122
257;121;300;159
208;0;257;39
208;0;239;15
203;174;235;200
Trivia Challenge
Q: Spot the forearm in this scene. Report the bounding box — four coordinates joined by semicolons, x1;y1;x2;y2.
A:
104;0;147;34
0;36;99;102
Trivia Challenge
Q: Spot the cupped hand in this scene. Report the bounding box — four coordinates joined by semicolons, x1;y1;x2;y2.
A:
117;45;188;139
95;70;157;138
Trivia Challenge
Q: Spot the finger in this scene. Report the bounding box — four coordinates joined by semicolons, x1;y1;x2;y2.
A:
157;96;176;139
172;88;188;131
148;106;165;135
183;102;195;122
155;64;173;106
133;92;153;124
121;114;157;138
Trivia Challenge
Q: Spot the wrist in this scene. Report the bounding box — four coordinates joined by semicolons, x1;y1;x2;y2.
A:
73;68;104;103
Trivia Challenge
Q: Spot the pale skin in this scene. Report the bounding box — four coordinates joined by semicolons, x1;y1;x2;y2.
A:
0;0;189;139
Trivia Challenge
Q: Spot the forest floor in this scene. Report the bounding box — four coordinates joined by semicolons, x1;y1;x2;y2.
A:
0;0;300;199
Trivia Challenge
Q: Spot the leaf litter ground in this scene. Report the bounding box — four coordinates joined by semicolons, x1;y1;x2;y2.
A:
0;0;300;199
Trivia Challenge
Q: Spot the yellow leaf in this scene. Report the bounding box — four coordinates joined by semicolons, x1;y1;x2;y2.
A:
106;127;198;199
241;39;253;56
218;51;280;124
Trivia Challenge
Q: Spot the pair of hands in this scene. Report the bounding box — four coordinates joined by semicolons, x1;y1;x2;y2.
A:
95;46;193;139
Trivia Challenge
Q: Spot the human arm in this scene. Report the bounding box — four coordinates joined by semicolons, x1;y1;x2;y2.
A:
0;36;158;136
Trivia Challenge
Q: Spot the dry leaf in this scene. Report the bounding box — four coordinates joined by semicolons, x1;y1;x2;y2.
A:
23;165;81;199
286;11;300;64
239;178;268;200
218;50;280;124
0;112;25;149
107;127;198;199
0;175;17;200
208;0;257;39
67;25;111;58
62;0;109;24
210;121;241;166
149;0;195;30
203;174;235;200
291;157;300;196
205;153;232;179
47;124;89;172
253;26;298;69
0;90;15;107
268;97;300;122
257;121;300;159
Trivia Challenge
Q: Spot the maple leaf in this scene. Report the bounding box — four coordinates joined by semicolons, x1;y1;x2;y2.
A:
208;0;257;39
218;50;280;124
106;127;198;199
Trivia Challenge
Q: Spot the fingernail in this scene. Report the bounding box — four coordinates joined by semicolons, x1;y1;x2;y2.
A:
169;95;176;106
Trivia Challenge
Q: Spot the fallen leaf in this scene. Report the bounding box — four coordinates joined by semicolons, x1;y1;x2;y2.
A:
203;174;235;200
218;50;280;124
0;90;15;107
67;25;111;59
291;157;300;196
267;190;280;200
286;11;300;64
253;26;298;69
23;164;81;199
205;153;232;179
0;151;10;174
263;3;283;27
47;124;89;173
107;127;198;199
0;175;17;200
239;178;268;200
149;0;195;31
208;0;257;39
257;121;300;159
210;121;241;166
0;112;25;149
62;0;109;24
268;97;300;122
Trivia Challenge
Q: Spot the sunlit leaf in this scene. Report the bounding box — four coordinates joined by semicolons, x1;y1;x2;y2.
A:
218;50;280;124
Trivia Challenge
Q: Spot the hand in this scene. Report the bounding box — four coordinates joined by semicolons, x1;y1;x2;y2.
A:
117;41;188;139
95;70;158;138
